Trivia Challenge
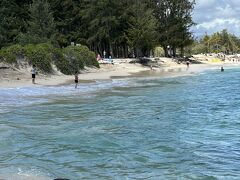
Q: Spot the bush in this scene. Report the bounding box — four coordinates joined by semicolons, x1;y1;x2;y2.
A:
24;44;53;73
0;44;24;64
60;45;99;74
52;48;73;75
72;45;100;68
0;43;99;75
154;46;165;57
62;46;84;74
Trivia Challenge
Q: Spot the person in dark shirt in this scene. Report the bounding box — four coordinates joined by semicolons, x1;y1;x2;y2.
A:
75;71;79;89
31;65;36;84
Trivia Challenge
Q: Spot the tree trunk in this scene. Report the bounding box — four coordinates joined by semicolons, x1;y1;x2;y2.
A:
164;47;168;57
110;43;113;58
180;46;184;57
124;45;128;58
172;47;176;57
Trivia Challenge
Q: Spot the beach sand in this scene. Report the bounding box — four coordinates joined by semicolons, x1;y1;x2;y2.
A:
0;55;240;88
0;61;150;88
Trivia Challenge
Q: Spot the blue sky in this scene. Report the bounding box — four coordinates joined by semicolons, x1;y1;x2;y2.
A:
192;0;240;37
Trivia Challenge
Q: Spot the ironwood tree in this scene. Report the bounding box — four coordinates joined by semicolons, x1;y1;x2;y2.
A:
154;0;195;57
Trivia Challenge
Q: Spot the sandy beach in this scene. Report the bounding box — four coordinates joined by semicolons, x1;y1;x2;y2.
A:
1;55;240;88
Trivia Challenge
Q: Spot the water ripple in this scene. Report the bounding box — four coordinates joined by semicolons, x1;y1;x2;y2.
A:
1;68;240;179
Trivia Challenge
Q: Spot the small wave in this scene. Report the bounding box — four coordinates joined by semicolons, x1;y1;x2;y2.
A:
0;79;133;108
0;167;52;180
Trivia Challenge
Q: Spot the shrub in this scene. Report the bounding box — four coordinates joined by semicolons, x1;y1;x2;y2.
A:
24;43;53;73
0;44;24;64
73;45;100;68
154;46;165;57
62;46;84;73
60;45;99;74
52;48;73;75
0;43;99;75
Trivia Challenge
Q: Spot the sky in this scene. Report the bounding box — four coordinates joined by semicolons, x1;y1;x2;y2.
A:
192;0;240;37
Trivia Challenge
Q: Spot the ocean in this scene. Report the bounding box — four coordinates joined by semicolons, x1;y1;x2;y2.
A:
0;68;240;179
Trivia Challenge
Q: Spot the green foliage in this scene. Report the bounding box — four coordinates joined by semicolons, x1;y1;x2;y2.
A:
52;48;72;75
190;42;206;54
24;44;53;73
0;0;29;48
72;46;99;68
191;29;240;54
49;0;83;47
155;0;195;56
63;46;84;73
0;42;98;74
154;46;165;57
200;34;210;53
54;45;99;75
0;44;24;64
126;0;158;57
1;0;198;58
18;0;57;45
61;45;99;75
80;0;124;56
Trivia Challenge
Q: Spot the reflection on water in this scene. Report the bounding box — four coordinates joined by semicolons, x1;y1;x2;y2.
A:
0;69;240;179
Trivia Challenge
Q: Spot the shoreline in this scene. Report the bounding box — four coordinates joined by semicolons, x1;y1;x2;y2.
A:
0;59;240;89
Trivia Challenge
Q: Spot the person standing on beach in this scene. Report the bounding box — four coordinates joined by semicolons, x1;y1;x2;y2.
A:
31;65;36;84
150;64;153;70
96;54;101;61
75;71;79;89
186;61;190;69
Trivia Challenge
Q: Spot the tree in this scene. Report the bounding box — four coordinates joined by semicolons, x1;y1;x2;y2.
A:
126;0;158;57
220;29;238;53
80;0;123;57
0;0;29;48
154;0;195;57
18;0;57;45
191;29;240;54
209;32;221;53
201;34;210;53
49;0;85;47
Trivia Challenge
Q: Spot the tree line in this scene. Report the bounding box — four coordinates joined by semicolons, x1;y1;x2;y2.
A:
0;0;195;58
190;29;240;55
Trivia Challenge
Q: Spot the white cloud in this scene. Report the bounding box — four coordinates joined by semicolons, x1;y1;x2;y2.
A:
192;0;240;37
215;4;237;17
196;0;217;9
196;18;240;29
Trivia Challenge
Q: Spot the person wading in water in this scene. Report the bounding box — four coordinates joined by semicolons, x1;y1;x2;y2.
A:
75;71;79;89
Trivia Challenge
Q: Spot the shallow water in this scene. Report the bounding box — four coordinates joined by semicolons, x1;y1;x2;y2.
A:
1;68;240;179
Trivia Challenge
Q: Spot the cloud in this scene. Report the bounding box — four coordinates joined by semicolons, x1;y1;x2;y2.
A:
192;0;240;37
196;0;217;9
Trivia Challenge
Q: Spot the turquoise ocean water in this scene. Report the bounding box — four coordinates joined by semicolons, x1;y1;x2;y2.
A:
0;68;240;179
